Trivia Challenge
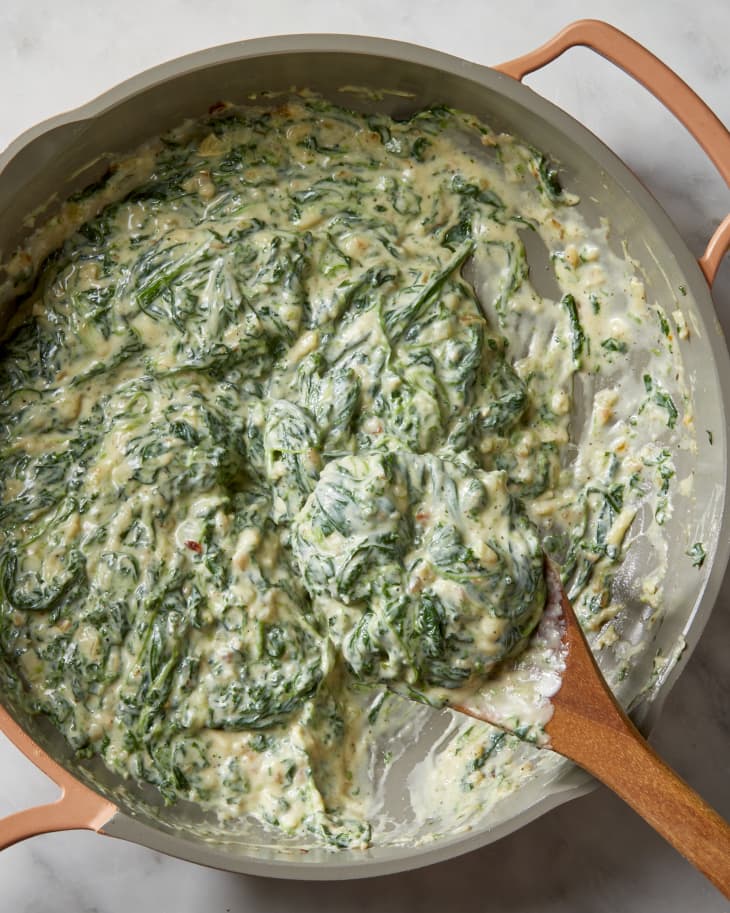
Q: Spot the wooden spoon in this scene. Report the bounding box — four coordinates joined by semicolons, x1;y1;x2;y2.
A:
453;560;730;898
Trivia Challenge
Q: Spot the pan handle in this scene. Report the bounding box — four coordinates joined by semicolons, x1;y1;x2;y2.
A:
495;19;730;286
0;707;116;850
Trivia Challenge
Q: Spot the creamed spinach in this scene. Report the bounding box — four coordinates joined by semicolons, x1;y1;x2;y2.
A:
0;97;694;848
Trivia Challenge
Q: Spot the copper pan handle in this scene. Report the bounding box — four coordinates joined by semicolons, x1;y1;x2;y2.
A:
495;19;730;286
0;706;116;849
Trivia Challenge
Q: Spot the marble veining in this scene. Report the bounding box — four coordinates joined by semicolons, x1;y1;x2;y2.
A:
0;0;729;910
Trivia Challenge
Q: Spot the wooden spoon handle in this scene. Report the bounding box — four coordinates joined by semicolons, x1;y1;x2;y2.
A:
549;705;730;898
542;562;730;897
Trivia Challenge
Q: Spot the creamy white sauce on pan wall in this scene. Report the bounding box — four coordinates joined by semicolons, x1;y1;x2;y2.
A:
0;96;698;849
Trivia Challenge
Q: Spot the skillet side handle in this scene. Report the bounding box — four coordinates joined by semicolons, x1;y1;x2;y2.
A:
495;18;730;286
0;708;116;850
0;781;116;851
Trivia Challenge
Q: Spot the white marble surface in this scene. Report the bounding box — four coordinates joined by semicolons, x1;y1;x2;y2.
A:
1;0;729;909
